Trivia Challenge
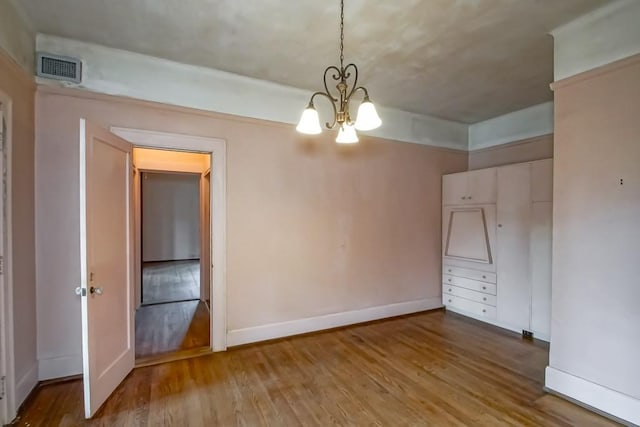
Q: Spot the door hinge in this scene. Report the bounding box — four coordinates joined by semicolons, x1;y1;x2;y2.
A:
0;375;5;400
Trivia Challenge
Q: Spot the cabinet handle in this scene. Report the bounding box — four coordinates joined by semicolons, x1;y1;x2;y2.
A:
498;224;503;228
448;278;451;282
448;269;452;272
482;275;486;279
483;297;487;301
468;196;472;200
448;299;452;303
461;196;466;200
482;286;486;290
448;288;452;292
482;309;486;313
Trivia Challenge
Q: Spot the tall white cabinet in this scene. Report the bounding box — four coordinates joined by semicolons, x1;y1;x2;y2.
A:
442;159;552;340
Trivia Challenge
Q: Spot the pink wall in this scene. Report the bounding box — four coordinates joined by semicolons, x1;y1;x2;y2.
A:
549;54;640;401
468;134;553;170
35;87;467;377
0;51;37;403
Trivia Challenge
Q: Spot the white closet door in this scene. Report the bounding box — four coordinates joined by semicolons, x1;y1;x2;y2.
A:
466;168;497;204
530;201;552;339
442;173;468;205
497;163;531;331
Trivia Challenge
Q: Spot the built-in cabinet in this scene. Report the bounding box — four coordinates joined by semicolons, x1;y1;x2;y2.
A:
442;159;552;340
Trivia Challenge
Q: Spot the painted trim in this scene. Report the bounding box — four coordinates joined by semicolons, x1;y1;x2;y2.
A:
468;102;554;151
110;127;227;352
14;362;37;409
545;366;640;426
227;297;442;347
38;354;83;380
551;52;640;92
551;0;640;81
445;306;550;343
35;34;469;150
0;92;16;424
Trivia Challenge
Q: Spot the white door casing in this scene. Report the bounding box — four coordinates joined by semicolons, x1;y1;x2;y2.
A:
80;119;135;418
110;127;227;352
0;96;16;424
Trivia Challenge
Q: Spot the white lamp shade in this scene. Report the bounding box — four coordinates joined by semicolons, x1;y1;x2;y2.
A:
296;107;322;135
354;101;382;131
336;124;359;144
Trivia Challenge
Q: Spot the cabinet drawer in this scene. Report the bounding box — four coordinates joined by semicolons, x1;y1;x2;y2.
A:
443;294;497;319
443;266;496;283
443;274;497;295
443;285;497;306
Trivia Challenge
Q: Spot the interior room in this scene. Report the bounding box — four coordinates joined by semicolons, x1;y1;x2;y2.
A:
0;0;638;425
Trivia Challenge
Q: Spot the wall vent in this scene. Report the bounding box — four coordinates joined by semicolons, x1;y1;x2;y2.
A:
36;52;82;83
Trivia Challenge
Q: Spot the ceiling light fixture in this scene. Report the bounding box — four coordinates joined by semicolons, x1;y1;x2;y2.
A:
296;0;381;143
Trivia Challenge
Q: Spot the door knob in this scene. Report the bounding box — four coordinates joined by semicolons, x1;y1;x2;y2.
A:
90;286;103;295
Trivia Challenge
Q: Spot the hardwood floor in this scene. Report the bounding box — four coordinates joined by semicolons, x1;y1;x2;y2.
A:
135;300;210;359
142;260;200;305
16;310;618;426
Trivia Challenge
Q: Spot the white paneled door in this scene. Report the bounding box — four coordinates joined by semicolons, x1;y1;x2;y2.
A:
79;119;135;418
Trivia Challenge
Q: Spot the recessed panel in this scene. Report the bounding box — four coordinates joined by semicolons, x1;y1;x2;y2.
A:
444;208;492;264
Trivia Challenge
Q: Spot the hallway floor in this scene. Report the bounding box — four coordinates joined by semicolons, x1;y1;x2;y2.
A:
135;300;210;359
142;260;200;305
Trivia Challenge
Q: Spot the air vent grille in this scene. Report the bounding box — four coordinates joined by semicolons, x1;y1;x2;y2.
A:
36;53;82;83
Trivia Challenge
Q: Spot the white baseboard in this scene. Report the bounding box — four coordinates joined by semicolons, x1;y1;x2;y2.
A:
227;298;442;347
15;361;38;409
545;366;640;426
38;354;83;380
446;305;550;343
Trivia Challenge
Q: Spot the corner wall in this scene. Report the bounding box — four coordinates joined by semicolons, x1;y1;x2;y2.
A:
0;51;37;413
545;1;640;424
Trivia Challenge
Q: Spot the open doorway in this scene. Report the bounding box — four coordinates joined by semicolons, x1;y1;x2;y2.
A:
132;148;211;364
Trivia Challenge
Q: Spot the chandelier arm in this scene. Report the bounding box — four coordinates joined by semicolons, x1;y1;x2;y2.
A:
323;66;342;101
310;91;339;129
342;63;359;101
346;86;370;103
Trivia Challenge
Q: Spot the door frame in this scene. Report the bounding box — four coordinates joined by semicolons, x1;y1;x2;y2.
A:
137;169;204;306
0;94;16;424
111;127;227;352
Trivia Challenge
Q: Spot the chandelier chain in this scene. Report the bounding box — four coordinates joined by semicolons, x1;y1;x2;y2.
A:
340;0;344;72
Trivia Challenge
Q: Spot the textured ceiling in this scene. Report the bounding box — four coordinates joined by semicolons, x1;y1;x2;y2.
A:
21;0;609;123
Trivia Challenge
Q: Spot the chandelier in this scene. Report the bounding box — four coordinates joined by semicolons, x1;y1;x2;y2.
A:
296;0;382;143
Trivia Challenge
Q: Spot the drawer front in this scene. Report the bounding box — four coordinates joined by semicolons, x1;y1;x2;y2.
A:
443;294;497;319
443;274;497;295
443;285;497;306
443;265;496;283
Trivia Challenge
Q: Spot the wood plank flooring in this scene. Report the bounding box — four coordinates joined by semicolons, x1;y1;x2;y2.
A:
135;300;210;359
142;260;200;305
15;310;618;426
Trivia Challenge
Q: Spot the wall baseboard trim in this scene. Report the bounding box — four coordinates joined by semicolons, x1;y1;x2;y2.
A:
545;366;640;426
38;354;83;381
227;298;442;347
15;362;38;410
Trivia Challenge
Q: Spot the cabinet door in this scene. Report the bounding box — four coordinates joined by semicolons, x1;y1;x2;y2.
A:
442;204;497;273
530;201;552;339
467;168;497;204
496;164;531;331
443;173;468;205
